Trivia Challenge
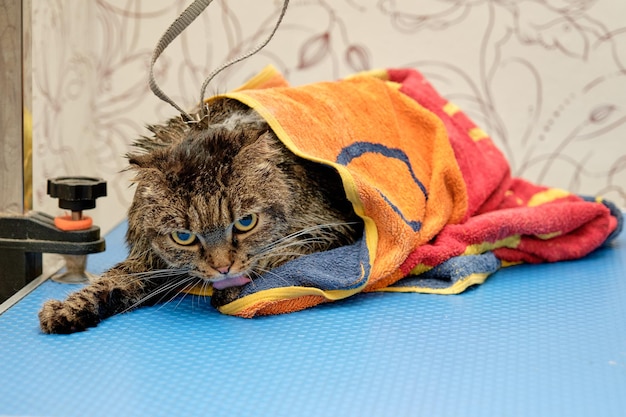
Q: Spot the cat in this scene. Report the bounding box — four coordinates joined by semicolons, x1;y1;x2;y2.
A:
38;98;363;334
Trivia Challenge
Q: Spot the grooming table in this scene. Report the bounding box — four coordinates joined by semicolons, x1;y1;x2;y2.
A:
1;220;625;417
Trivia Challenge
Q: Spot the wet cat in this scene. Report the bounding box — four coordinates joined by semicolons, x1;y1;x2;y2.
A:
38;98;362;334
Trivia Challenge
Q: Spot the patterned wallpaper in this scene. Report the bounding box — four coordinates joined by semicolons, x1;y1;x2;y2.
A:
31;0;626;233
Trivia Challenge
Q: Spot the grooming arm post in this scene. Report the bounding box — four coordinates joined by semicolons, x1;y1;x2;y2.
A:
0;0;29;214
0;0;31;303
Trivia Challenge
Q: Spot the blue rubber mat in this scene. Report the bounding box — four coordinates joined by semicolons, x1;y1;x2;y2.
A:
1;221;625;417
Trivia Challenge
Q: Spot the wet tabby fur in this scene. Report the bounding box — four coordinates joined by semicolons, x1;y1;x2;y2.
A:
39;99;362;334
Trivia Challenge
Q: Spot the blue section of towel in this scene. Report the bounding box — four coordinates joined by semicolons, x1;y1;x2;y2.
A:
392;252;502;289
240;236;370;295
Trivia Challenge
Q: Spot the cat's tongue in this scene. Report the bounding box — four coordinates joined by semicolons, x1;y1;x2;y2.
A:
212;275;251;290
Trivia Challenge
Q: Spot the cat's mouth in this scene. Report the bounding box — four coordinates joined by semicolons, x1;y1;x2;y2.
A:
211;275;252;290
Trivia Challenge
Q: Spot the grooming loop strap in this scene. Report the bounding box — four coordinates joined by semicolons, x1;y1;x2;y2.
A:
148;0;290;121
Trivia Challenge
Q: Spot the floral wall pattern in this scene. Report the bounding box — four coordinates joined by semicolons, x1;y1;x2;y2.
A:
31;0;626;233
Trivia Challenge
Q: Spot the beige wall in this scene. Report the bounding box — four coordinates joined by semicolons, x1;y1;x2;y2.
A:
30;0;626;234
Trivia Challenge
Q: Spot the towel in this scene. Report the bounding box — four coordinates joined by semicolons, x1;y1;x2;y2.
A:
188;66;622;317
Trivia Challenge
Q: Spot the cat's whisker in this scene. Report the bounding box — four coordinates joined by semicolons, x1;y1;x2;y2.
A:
255;222;357;257
111;268;188;287
201;280;213;304
121;273;195;313
246;270;263;291
256;251;312;259
255;238;332;258
257;237;328;256
123;282;180;313
253;266;292;288
154;275;197;301
262;222;356;248
169;279;200;311
187;277;208;307
144;282;192;313
260;224;338;248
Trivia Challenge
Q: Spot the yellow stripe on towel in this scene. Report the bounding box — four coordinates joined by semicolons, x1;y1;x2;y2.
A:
378;272;492;295
468;127;489;141
527;188;570;207
463;235;521;255
443;102;460;116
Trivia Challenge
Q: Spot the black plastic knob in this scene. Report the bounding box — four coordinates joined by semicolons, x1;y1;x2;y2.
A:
47;177;107;211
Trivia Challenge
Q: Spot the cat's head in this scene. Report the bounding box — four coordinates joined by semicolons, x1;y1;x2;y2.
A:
126;124;303;289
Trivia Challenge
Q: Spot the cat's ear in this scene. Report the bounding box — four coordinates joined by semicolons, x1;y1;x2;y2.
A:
127;152;152;169
127;150;169;171
125;152;168;185
239;131;283;160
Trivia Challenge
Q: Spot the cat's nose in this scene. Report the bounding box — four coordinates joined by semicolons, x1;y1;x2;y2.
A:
214;265;231;275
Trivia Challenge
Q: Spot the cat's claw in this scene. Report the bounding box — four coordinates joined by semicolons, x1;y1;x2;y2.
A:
38;299;100;334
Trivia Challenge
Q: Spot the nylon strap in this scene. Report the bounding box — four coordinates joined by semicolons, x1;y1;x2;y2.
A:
148;0;290;122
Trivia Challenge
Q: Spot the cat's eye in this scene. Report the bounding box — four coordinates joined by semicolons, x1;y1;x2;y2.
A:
170;231;197;246
233;214;258;233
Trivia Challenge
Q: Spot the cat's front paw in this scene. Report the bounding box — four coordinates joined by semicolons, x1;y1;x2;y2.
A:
38;299;100;334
